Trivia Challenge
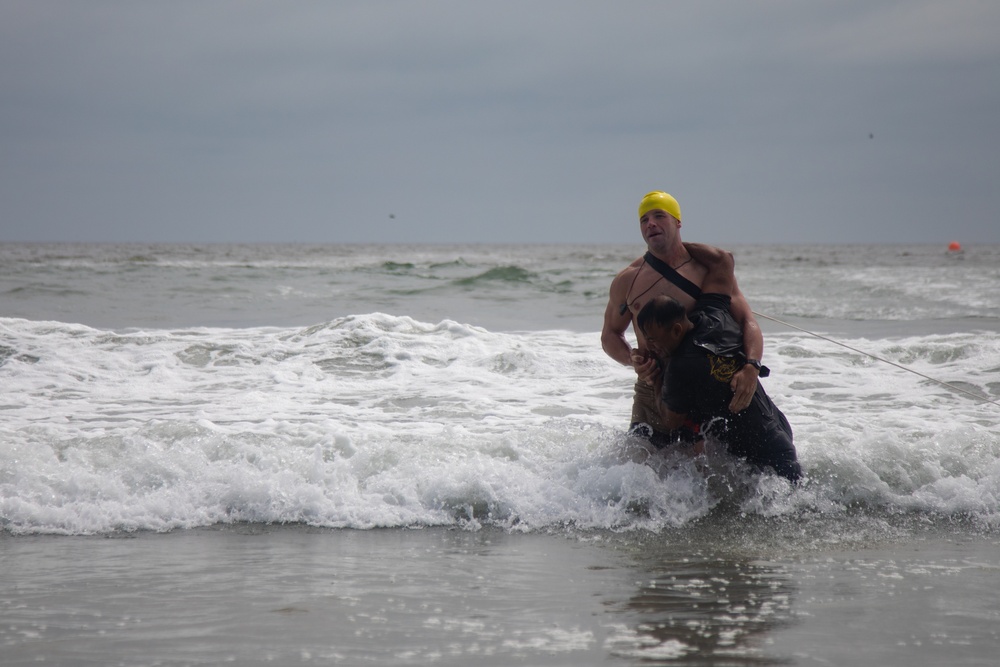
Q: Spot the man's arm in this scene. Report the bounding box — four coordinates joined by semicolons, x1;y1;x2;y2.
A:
602;266;661;384
683;243;762;413
601;270;637;366
727;280;763;412
683;243;734;295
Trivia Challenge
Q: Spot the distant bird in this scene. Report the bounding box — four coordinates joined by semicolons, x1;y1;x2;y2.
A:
389;214;395;219
869;133;874;139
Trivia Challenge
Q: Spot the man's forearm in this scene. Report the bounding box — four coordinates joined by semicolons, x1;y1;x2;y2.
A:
742;318;763;361
729;287;762;361
602;330;633;366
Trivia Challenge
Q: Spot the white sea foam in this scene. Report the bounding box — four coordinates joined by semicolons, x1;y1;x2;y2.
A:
3;313;999;536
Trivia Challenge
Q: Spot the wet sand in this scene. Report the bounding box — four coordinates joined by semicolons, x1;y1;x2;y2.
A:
2;526;998;666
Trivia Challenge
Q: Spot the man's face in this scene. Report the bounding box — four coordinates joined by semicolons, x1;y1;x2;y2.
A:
639;209;680;250
642;320;683;359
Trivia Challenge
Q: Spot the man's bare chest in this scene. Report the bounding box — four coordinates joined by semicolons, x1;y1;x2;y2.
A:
624;265;704;316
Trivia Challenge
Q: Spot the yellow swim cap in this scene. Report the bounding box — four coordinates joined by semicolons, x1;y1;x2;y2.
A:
638;191;681;222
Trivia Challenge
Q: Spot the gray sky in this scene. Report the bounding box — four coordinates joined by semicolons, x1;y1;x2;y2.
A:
2;0;998;245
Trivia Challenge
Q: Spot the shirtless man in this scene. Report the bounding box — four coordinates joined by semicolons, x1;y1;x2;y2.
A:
601;191;764;443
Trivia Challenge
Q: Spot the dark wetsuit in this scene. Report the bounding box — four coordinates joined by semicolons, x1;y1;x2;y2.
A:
660;293;802;482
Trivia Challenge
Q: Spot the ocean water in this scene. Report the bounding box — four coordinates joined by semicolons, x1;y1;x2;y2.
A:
2;242;999;665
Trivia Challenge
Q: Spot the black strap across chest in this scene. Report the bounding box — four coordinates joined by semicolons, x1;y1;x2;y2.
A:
643;252;702;300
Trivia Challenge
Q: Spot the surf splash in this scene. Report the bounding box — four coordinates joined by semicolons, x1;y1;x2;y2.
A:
2;313;999;537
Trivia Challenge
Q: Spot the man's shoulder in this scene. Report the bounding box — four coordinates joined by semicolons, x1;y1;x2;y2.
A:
609;256;646;293
613;256;644;276
623;255;646;273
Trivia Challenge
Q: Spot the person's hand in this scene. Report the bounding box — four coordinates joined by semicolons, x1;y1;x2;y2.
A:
630;349;661;387
729;365;758;412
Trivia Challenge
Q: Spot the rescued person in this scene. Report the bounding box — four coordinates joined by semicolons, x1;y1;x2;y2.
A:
635;247;801;482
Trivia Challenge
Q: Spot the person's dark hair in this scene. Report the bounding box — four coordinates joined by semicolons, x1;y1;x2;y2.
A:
636;295;687;335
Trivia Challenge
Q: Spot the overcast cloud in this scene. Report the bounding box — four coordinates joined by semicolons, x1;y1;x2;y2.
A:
2;0;998;245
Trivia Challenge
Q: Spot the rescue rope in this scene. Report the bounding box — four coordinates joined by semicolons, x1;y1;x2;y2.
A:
753;311;1000;408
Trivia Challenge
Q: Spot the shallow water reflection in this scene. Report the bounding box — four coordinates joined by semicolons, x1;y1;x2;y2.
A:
604;551;798;665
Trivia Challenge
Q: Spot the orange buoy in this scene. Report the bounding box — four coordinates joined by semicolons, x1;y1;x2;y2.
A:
947;241;962;252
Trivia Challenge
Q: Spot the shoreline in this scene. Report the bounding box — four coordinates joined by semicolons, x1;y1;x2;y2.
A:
4;525;998;666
